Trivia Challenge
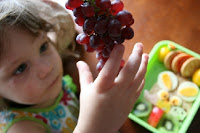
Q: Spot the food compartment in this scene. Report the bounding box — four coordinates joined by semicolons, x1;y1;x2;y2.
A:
129;40;200;133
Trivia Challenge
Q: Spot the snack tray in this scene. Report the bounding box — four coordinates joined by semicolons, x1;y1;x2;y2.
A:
128;40;200;133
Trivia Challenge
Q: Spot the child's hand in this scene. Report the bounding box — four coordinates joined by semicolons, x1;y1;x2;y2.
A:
75;42;149;133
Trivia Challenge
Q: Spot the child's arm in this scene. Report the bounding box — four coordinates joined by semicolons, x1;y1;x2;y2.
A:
75;42;148;133
7;120;47;133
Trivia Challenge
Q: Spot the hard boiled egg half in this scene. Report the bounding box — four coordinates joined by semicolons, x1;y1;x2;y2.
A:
177;81;199;102
158;71;178;91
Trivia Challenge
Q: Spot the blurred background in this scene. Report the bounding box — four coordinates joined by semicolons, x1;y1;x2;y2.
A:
55;0;200;132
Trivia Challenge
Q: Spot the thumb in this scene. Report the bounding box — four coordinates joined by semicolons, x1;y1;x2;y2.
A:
76;61;94;89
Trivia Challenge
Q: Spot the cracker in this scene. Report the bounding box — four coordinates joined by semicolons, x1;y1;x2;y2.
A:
164;50;182;70
171;53;192;73
181;57;200;77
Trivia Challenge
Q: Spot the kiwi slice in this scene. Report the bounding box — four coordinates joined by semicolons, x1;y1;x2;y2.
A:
132;99;152;117
158;114;179;133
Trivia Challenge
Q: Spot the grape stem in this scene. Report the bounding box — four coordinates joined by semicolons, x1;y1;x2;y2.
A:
89;0;100;14
90;0;95;6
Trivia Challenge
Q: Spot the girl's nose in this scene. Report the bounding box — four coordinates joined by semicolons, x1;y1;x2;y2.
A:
38;62;53;79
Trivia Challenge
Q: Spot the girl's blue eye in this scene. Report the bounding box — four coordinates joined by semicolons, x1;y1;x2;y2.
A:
40;42;48;53
15;64;27;75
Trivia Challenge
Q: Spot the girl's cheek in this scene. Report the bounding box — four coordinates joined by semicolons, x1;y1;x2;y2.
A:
11;75;39;99
11;72;31;90
49;47;62;70
11;76;27;90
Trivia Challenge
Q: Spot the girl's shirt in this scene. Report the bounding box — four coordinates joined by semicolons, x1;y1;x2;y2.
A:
0;75;79;133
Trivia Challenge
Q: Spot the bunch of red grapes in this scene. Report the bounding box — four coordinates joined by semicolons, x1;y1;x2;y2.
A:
65;0;134;71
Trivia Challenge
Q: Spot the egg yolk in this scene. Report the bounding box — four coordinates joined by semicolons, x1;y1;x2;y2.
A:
170;98;179;106
179;87;198;97
162;73;172;90
160;92;169;100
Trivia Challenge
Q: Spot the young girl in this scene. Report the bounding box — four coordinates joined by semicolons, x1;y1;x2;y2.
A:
0;0;149;133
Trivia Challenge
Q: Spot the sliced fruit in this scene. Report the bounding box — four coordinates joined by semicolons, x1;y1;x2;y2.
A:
169;106;187;121
164;50;182;70
171;53;192;73
157;71;178;91
181;57;200;77
177;81;199;102
159;46;170;62
148;106;164;127
192;68;200;86
158;114;179;133
132;99;152;118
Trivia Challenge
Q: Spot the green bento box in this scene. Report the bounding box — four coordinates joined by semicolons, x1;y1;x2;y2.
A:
128;40;200;133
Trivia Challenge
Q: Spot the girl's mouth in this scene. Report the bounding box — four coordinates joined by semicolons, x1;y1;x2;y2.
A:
48;75;59;88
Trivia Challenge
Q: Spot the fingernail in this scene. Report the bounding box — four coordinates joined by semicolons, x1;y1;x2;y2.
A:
134;42;143;50
143;53;149;60
133;42;143;53
76;61;81;68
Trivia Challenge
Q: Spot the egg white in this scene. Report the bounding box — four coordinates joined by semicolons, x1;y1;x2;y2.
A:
158;71;178;91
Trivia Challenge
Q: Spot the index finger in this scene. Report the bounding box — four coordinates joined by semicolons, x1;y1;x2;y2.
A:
94;44;124;93
115;43;143;88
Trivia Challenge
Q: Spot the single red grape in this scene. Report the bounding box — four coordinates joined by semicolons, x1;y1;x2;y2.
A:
115;36;125;44
96;58;107;71
116;10;134;26
81;2;95;17
89;35;101;48
99;0;111;10
85;43;95;53
96;61;104;71
121;26;134;39
75;17;85;26
96;51;103;60
73;7;84;18
83;17;97;35
67;0;83;8
76;33;90;45
111;0;124;15
76;33;82;44
96;39;105;52
65;3;74;10
102;47;111;58
94;19;108;35
108;19;122;38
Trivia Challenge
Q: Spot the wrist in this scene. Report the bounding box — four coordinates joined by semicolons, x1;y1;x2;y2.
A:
73;124;119;133
73;127;81;133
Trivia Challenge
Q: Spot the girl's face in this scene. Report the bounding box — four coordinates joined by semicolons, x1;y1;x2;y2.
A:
0;28;63;107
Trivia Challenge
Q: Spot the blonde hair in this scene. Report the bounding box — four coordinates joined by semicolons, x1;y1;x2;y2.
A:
0;0;76;109
0;0;76;57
